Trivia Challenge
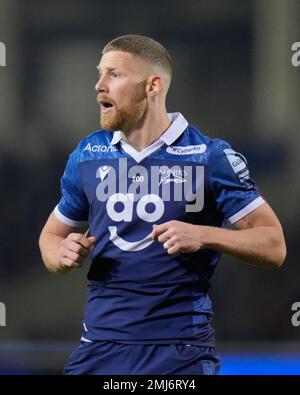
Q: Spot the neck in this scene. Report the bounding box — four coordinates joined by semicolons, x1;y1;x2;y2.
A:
122;108;171;151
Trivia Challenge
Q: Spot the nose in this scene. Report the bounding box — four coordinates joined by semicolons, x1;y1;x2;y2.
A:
95;75;108;93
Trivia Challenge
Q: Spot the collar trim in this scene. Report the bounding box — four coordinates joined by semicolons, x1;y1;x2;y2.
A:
111;112;188;146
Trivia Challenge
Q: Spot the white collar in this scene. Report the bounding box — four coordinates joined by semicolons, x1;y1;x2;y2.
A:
111;112;188;146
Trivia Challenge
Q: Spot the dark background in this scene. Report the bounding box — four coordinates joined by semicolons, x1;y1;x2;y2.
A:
0;0;299;374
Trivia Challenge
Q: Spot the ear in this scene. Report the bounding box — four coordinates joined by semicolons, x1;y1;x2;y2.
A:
146;75;164;97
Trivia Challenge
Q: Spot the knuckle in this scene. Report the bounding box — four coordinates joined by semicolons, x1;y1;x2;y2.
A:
66;233;74;240
74;253;81;262
72;261;80;267
70;233;80;241
74;244;82;254
61;258;71;267
75;233;83;242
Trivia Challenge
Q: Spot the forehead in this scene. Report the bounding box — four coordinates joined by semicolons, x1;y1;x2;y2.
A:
98;50;144;73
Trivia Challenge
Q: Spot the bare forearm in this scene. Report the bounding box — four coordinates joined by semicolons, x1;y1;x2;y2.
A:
201;225;286;267
39;232;67;274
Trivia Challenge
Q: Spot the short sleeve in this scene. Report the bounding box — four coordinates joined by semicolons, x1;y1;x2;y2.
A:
54;146;89;227
208;139;265;224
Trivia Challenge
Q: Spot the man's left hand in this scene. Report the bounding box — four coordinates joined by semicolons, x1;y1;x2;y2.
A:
151;220;206;254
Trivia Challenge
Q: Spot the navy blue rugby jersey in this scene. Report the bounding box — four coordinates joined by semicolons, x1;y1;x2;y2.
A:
55;112;265;345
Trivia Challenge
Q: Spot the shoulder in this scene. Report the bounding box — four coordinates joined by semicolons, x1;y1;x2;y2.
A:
207;137;233;159
207;138;250;171
180;123;232;158
182;123;245;171
206;137;252;185
182;124;211;146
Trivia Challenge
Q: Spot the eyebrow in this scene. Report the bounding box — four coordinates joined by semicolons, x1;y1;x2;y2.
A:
96;66;117;74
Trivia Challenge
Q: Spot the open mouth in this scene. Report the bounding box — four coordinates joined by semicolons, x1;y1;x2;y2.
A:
100;101;114;114
102;102;113;109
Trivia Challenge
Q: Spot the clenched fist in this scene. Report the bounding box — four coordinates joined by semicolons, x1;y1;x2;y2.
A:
151;220;207;254
59;233;96;273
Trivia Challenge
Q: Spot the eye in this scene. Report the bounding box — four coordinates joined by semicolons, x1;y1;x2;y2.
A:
111;71;120;78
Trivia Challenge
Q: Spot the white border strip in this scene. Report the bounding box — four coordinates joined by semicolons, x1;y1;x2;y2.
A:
228;196;265;224
54;205;87;228
161;112;189;145
120;139;165;163
80;336;92;343
111;112;189;163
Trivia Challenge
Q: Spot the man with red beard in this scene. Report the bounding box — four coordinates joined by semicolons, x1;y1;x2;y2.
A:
39;35;286;375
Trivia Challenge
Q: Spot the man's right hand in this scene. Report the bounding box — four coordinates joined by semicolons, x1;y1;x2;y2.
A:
59;233;96;272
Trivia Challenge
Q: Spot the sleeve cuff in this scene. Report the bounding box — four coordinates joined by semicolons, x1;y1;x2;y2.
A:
54;205;88;228
228;196;266;224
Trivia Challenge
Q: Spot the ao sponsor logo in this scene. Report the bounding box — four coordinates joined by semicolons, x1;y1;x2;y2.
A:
291;42;300;67
107;193;165;251
95;159;204;251
83;143;117;153
0;42;6;67
0;302;6;326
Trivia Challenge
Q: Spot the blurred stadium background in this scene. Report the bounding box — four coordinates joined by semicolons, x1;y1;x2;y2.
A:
0;0;300;375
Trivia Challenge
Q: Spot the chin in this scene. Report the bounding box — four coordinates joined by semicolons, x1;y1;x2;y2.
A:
100;119;119;131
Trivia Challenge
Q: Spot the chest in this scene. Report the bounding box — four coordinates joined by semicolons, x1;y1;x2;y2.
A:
79;157;208;221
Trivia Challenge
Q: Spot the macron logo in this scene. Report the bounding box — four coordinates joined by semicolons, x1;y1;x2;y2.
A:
98;165;111;181
83;143;117;153
166;144;207;155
